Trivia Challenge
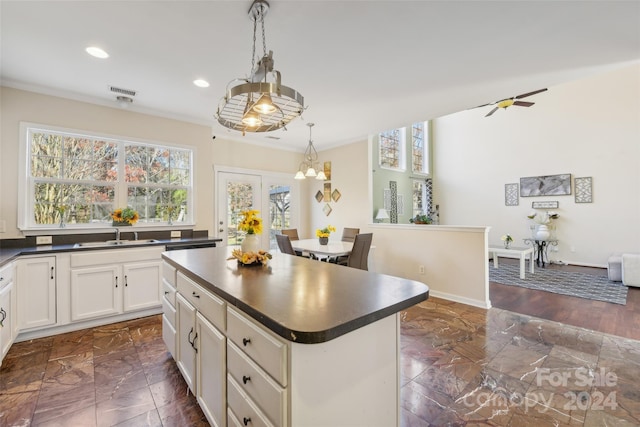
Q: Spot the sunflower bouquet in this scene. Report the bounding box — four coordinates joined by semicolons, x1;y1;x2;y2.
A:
239;210;263;235
111;207;139;226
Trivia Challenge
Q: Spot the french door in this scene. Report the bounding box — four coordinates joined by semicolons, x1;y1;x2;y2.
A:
216;168;298;251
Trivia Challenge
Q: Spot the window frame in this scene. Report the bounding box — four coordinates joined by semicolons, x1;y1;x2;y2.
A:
378;127;406;172
411;121;431;175
18;122;195;232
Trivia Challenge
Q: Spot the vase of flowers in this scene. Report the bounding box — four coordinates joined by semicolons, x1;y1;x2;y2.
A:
239;210;263;253
55;205;67;228
111;207;139;226
501;234;513;249
316;225;336;245
527;211;558;241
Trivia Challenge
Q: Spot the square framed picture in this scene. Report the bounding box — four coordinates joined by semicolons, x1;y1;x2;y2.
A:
331;189;341;202
315;190;324;203
323;203;332;216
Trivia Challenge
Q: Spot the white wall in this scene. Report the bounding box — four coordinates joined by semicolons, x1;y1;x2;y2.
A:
0;87;216;238
433;63;640;267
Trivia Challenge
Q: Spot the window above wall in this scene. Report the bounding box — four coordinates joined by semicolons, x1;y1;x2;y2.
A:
19;123;194;231
412;121;430;175
378;128;406;171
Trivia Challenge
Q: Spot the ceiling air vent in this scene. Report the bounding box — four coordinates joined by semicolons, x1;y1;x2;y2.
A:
109;86;137;97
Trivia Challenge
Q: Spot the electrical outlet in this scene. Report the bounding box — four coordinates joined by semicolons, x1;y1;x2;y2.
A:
170;231;181;238
36;235;53;245
419;265;425;275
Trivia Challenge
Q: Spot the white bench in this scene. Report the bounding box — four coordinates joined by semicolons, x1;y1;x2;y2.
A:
489;246;535;279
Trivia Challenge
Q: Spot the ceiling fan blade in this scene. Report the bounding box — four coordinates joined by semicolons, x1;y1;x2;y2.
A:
513;101;534;107
485;107;499;117
515;88;548;99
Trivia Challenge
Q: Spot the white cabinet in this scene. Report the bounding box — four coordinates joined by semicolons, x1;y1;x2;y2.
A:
162;262;177;359
174;271;227;427
16;256;56;330
70;247;163;322
0;262;16;363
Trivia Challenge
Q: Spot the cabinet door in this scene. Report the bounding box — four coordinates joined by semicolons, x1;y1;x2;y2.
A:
70;265;121;321
0;280;14;360
176;293;197;394
123;260;162;312
17;256;56;330
196;311;226;427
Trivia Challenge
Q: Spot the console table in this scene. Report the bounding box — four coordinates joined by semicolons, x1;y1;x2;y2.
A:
524;239;558;267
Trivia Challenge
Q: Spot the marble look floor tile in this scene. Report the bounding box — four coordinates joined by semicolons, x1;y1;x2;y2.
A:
32;382;96;425
92;330;135;358
0;363;46;394
95;385;156;427
111;408;162;427
32;403;97;427
400;380;449;424
94;351;148;403
49;329;94;360
148;368;191;408
487;342;549;383
155;390;208;427
0;389;40;426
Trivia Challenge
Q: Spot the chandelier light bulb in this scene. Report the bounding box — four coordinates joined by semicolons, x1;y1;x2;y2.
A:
252;94;277;114
242;111;263;127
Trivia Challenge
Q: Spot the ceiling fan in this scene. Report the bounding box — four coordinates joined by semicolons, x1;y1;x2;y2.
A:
482;88;548;117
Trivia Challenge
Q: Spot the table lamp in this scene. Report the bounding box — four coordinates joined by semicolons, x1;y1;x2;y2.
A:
375;208;390;223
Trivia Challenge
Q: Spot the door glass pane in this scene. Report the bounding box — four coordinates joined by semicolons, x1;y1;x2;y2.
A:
226;182;255;247
268;184;291;250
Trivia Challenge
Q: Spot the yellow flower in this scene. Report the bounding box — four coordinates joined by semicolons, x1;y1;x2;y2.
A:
111;207;139;225
316;225;336;238
239;210;263;234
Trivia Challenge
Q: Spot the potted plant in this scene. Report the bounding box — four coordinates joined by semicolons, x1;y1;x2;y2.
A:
410;214;432;225
315;225;336;245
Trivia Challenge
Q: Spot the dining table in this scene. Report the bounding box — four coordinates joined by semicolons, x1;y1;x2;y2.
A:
291;238;353;259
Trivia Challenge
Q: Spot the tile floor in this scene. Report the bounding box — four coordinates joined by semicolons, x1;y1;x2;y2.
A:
1;299;639;426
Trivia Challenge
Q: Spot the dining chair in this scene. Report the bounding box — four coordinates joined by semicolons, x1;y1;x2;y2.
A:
281;229;300;241
344;233;373;270
329;227;361;263
275;234;297;255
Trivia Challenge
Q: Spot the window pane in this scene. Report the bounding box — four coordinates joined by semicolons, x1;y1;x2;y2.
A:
412;122;424;173
226;182;254;246
125;145;149;183
379;129;401;169
269;184;291;249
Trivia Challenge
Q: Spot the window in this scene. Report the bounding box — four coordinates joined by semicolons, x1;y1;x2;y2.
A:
412;178;433;219
20;123;193;229
412;121;430;175
379;128;405;170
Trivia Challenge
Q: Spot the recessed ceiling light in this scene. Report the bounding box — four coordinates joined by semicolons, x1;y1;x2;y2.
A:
193;79;210;88
86;46;109;59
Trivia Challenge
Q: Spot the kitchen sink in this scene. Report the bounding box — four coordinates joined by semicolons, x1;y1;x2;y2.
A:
73;239;160;248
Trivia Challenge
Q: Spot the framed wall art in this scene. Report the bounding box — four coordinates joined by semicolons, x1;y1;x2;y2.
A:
323;161;332;181
505;183;519;206
315;190;324;203
323;182;331;202
331;189;341;202
532;201;559;209
520;173;571;197
574;177;593;203
323;203;332;216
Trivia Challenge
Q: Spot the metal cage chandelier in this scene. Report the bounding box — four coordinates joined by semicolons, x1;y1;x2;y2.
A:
295;123;327;180
216;0;304;134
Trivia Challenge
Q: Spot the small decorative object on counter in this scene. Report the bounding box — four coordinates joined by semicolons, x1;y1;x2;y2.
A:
501;234;513;249
316;224;336;245
228;248;272;267
239;210;263;252
166;205;176;225
55;205;67;228
410;214;432;224
111;207;139;226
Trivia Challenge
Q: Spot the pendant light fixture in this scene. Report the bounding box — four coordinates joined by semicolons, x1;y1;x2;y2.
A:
295;123;326;180
216;0;304;134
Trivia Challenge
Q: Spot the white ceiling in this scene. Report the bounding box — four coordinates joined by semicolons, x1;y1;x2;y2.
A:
1;1;638;152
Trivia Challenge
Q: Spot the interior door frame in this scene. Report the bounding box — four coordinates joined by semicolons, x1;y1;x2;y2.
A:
214;165;301;249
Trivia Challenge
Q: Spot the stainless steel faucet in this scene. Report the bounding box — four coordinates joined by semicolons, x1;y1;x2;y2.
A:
114;228;120;241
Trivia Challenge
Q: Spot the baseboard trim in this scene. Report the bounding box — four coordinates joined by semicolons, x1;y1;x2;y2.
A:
428;290;491;309
15;307;162;342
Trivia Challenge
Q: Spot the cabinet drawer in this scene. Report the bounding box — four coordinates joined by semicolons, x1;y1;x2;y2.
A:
162;262;176;287
71;247;163;267
227;375;276;427
162;295;176;328
228;341;286;427
162;313;176;359
162;279;176;307
177;272;225;332
227;306;288;387
0;263;14;286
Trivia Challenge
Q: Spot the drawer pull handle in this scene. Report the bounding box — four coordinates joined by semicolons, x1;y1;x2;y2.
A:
0;308;6;327
125;275;128;287
115;276;118;288
192;332;199;353
51;266;54;279
242;338;251;346
164;291;169;295
188;327;195;347
242;375;251;384
192;291;200;299
243;417;251;426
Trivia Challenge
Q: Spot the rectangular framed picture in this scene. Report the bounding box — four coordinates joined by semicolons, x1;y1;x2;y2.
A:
520;173;571;197
532;201;559;209
574;177;593;203
505;183;519;206
323;182;331;202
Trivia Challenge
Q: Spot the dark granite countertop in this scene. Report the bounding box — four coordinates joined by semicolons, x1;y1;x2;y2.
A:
162;246;429;344
0;237;221;267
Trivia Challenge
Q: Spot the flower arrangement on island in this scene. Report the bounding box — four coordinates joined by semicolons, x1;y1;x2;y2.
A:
239;210;263;235
527;211;559;225
111;207;139;226
316;225;336;238
228;248;272;266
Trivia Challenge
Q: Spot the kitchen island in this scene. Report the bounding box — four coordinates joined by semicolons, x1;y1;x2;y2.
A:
162;246;428;427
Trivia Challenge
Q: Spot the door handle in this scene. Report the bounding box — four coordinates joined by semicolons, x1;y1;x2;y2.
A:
51;266;54;279
115;276;118;288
